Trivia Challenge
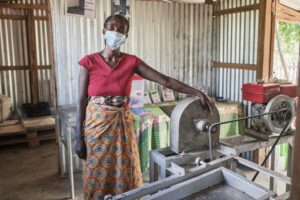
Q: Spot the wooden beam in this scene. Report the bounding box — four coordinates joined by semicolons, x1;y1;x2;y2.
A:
0;3;48;10
0;14;25;20
213;4;260;16
276;1;300;23
256;0;272;81
139;0;215;3
0;14;48;21
0;66;29;70
256;0;266;80
212;62;257;70
34;16;49;21
26;9;39;104
0;65;52;71
277;14;300;22
47;0;57;108
269;0;277;78
291;47;300;199
37;65;52;69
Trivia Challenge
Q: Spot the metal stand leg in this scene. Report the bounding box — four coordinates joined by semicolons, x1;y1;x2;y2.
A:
57;117;66;177
286;144;292;191
160;163;167;179
230;159;237;172
67;127;75;199
150;151;158;183
149;149;171;182
247;102;252;128
61;141;66;176
252;122;290;182
270;146;279;192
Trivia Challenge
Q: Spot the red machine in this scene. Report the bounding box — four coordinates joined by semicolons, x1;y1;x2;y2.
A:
242;82;296;139
242;83;280;103
242;83;297;103
280;84;298;98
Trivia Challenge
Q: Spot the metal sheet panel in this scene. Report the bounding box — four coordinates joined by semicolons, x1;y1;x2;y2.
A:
213;0;258;103
51;0;214;105
0;0;51;110
0;8;30;109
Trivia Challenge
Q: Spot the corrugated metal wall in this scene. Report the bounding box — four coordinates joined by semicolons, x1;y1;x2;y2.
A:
0;7;30;108
51;0;214;105
213;0;259;103
34;2;52;105
0;0;51;110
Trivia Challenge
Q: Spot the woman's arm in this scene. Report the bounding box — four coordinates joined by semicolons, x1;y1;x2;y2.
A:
136;62;213;113
75;66;88;160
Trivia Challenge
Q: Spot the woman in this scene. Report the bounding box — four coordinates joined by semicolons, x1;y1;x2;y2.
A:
76;14;213;199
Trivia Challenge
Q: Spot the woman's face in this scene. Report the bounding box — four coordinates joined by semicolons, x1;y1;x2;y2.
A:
104;19;128;36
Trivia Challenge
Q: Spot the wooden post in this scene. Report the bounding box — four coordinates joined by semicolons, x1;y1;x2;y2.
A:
25;9;39;104
291;46;300;199
46;0;57;108
269;0;277;79
256;0;273;81
252;148;266;165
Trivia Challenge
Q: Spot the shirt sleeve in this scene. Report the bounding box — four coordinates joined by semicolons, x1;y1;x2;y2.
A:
78;56;91;70
133;55;142;72
134;56;142;66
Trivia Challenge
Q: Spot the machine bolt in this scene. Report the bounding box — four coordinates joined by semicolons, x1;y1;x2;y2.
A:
281;102;286;108
196;120;210;132
211;126;217;134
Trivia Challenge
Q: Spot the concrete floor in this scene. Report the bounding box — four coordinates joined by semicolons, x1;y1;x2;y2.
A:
0;141;83;200
0;141;288;200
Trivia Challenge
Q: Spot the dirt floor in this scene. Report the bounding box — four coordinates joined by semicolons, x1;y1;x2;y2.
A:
0;141;83;200
0;141;287;200
0;140;152;200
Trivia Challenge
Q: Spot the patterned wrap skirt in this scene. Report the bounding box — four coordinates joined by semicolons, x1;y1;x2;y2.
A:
82;101;143;200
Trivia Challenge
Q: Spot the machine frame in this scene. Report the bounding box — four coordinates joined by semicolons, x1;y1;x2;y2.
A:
112;156;290;200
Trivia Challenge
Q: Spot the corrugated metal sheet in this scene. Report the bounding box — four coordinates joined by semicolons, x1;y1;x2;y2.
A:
213;0;259;103
34;3;51;104
0;0;51;110
51;0;214;105
0;7;29;109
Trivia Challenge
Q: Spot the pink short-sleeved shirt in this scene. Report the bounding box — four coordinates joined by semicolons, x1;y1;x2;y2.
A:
79;52;141;97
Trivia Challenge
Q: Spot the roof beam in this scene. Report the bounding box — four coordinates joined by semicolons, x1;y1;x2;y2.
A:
0;2;48;10
139;0;215;4
276;0;300;22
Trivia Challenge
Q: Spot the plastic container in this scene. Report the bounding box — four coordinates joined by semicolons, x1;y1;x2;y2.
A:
242;83;280;103
129;75;144;108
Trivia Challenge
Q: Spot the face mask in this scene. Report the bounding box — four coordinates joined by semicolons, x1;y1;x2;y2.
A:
104;31;126;50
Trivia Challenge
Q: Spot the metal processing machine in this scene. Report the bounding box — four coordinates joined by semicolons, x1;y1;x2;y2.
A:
171;83;296;157
109;156;290;200
170;97;220;154
105;82;296;200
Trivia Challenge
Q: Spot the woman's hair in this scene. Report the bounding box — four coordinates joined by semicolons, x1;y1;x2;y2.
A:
104;14;130;33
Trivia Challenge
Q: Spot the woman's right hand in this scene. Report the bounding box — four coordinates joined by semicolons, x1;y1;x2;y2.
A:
75;138;87;160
